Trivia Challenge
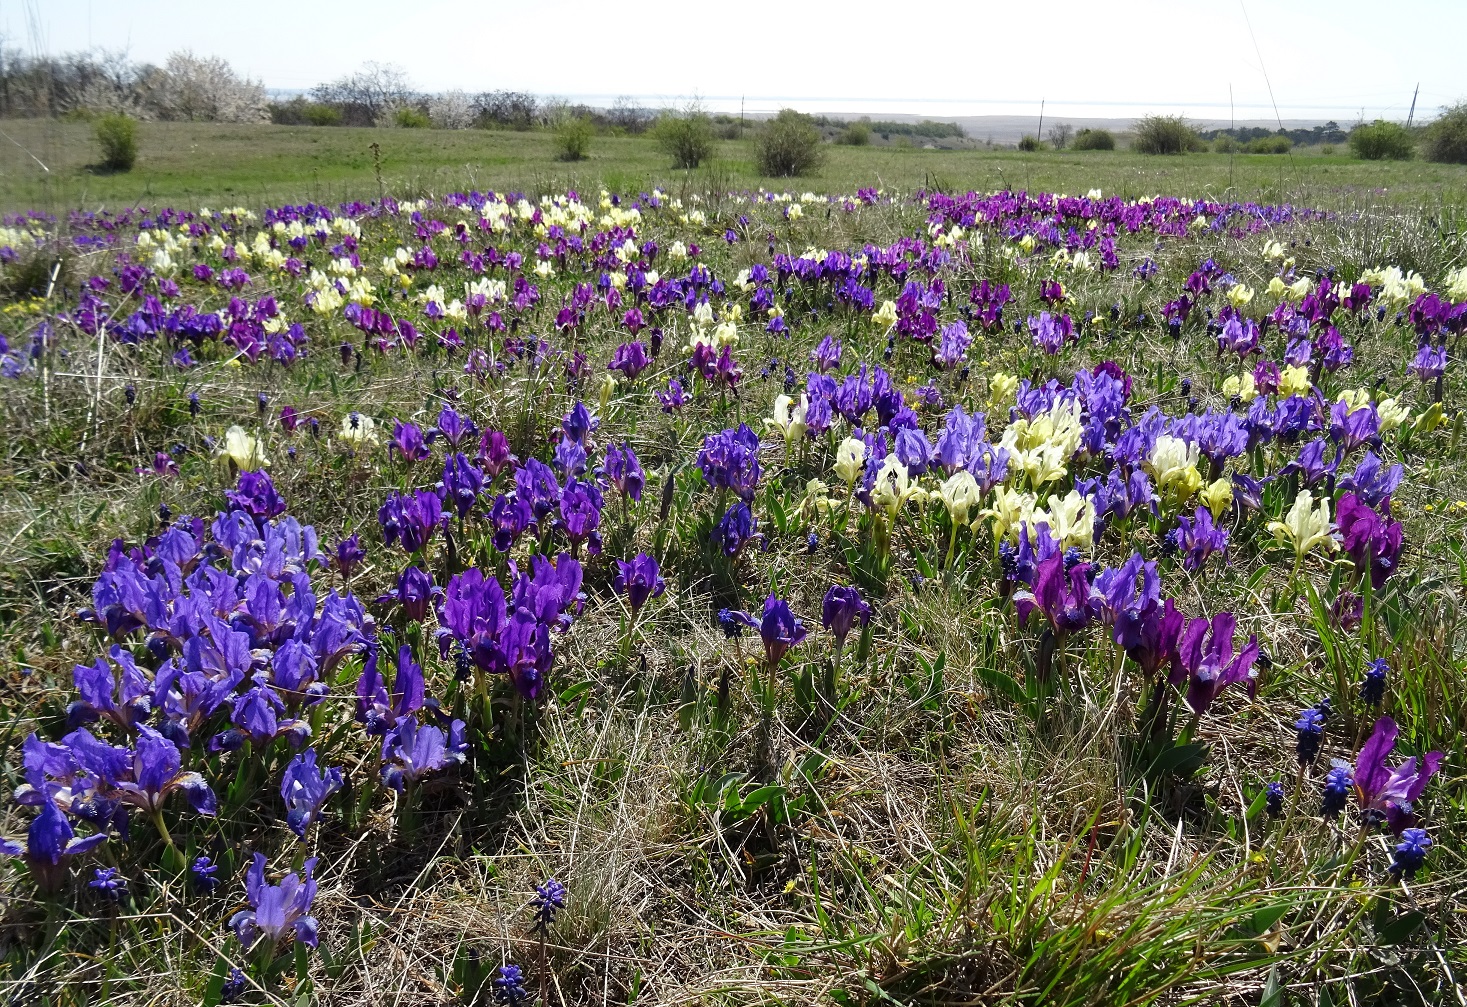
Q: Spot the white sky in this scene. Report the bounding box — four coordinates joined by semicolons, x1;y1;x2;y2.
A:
15;0;1467;121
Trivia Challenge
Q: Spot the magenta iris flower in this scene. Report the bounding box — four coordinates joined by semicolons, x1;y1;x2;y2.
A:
1354;716;1444;834
820;585;871;649
1167;612;1259;715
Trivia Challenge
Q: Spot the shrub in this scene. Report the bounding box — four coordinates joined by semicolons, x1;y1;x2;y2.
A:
1072;128;1115;151
1349;120;1414;160
756;109;823;177
1213;135;1238;153
837;121;871;146
1132;115;1197;155
94;113;137;172
653;110;715;168
1017;134;1042;152
268;98;342;125
554;116;594;161
1424;102;1467;164
393;106;430;128
1247;134;1292;154
304;103;343;126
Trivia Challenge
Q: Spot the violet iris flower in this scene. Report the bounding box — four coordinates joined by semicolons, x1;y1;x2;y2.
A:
713;501;761;556
439;453;485;520
1336;493;1404;589
1167;613;1259;716
697;425;762;500
390;420;431;463
609;341;650;379
68;646;152;732
934;320;971;369
557;479;603;554
1167;507;1229;571
280;748;344;838
604;442;645;501
1337;451;1403;511
356;643;425;735
378;490;442;554
378;564;437;623
810;334;841;372
755;594;807;669
436;406;477;448
657;378;690;413
1410;344;1447;381
331;534;366;579
1;797;107;892
1354;716;1444;833
820;585;871;649
230;852;320;949
226;471;287;523
488;493;532;553
379;715;468;791
1013;553;1094;636
114;725;218;817
612;553;665;615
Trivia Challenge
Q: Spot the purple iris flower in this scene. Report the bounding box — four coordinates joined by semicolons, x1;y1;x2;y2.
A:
1410;343;1448;381
378;564;437;623
1090;557;1183;677
713;501;761;557
1216;314;1260;357
1028;312;1071;355
561;401;597;444
894;426;934;476
810;334;841;372
1167;612;1259;716
114;725;218;817
834;366;874;425
0;796;107;892
390;420;431;463
216;685;310;751
437;568;509;672
515;459;561;524
152;663;243;749
378;490;443;554
604;442;645;501
1013;553;1094;636
379;715;468;791
356;643;425;735
478;429;515;477
820;585;871;649
1336;493;1404;589
280;748;344;838
1283;439;1335;487
488;493;532;553
557;479;603;554
1337;451;1403;510
609;341;650;379
697;425;762;501
438;452;485;519
68;645;152;732
331;534;366;579
1329;401;1379;455
612;553;666;614
933;320;971;369
657;378;690;413
1189;410;1248;469
436;406;476;449
1354;716;1444;833
1167;507;1229;571
1231;473;1265;512
226;471;287;523
230;852;320;949
752;594;807;669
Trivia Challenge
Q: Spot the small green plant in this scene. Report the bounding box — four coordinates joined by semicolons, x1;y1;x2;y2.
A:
1017;134;1042;152
393;106;431;129
1132;115;1197;155
303;103;342;126
554;116;594;162
837;121;871;146
1424;101;1467;164
1349;119;1414;160
1072;128;1115;151
1247;134;1292;154
94;113;137;172
653;109;714;168
755;109;823;177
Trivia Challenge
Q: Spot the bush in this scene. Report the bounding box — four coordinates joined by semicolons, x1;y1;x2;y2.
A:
554;116;594;161
1424;102;1467;164
1349;120;1414;160
1247;134;1292;154
837;121;871;146
653;110;715;168
269;98;343;126
1212;135;1238;153
94;113;137;172
1132;115;1197;155
1017;134;1042;152
1072;128;1115;151
393;106;430;128
756;109;823;177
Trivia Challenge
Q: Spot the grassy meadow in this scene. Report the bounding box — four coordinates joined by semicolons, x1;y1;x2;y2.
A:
0;120;1462;1006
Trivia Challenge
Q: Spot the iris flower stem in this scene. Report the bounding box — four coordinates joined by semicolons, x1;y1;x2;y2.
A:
152;809;174;848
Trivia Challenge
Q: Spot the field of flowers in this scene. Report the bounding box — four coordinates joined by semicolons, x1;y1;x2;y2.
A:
0;180;1463;1005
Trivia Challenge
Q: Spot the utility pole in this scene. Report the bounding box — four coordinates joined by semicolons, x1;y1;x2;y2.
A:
1036;98;1045;146
1406;83;1420;128
739;95;744;140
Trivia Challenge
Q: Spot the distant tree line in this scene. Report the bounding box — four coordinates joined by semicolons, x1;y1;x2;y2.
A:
812;115;966;140
1197;121;1349;146
0;44;267;121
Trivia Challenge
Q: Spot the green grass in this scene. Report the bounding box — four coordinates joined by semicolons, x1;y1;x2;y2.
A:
3;120;1467;214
